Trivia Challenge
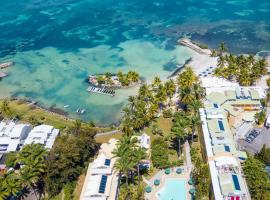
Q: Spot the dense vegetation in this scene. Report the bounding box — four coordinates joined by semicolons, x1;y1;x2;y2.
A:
113;67;208;198
243;156;270;199
44;121;96;197
96;70;140;87
213;43;268;86
112;136;146;200
151;138;169;168
0;144;48;200
190;147;210;199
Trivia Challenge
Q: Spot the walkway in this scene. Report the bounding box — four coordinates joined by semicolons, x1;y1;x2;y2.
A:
95;130;120;137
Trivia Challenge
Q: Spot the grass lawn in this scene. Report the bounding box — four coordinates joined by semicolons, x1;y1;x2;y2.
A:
95;131;123;144
0;99;109;132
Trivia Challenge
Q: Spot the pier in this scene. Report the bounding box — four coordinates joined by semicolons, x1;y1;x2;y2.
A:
87;86;115;97
178;38;212;55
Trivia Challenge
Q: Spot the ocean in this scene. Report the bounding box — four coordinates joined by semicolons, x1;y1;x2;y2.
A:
0;0;269;125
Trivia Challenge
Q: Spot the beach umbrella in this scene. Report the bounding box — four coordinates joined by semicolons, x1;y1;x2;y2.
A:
165;168;171;174
189;188;196;195
176;168;182;174
188;178;194;185
154;179;160;186
145;186;152;193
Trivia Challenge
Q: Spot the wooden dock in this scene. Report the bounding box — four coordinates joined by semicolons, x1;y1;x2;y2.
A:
87;86;115;96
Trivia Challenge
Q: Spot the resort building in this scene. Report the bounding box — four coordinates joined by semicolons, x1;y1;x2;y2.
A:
24;125;59;149
199;86;262;200
80;138;119;200
0;120;31;153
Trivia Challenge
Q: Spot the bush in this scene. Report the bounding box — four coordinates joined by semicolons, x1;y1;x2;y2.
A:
163;109;173;118
63;182;75;200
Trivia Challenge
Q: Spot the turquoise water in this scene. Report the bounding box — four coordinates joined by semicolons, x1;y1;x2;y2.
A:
157;179;187;200
0;0;270;124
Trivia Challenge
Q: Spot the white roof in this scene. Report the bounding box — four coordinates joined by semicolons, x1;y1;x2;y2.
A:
23;125;59;149
91;154;112;175
32;125;53;133
201;77;239;88
200;108;214;157
0;137;20;152
215;156;239;167
138;133;150;149
8;124;31;138
209;161;223;200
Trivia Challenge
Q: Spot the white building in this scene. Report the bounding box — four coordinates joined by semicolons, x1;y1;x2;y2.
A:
80;138;119;200
0;120;31;153
24;125;59;149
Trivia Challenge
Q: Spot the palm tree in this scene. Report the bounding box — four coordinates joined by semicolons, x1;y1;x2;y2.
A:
133;148;146;186
178;87;195;105
152;76;162;88
18;144;48;200
218;42;228;54
177;67;198;88
189;115;201;142
217;55;226;68
171;125;187;158
164;80;176;100
113;136;137;187
0;172;22;200
187;100;202;115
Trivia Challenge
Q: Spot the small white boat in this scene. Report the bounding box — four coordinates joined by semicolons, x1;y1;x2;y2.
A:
80;109;86;114
64;105;69;108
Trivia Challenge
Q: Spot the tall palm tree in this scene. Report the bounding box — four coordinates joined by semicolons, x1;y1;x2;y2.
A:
187;100;202;115
164;80;176;99
217;55;226;68
133;148;147;186
18;144;48;200
152;76;162;88
218;42;228;54
189;115;201;142
0;172;22;200
177;67;198;88
171;125;187;158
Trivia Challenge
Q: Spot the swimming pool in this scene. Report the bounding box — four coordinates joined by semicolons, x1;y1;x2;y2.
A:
156;179;186;200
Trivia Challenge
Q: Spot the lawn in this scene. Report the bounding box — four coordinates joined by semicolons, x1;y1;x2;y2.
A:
0;99;109;132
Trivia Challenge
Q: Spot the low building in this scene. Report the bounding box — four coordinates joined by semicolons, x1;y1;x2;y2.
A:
0;120;31;154
80;138;119;200
134;133;151;169
24;125;59;149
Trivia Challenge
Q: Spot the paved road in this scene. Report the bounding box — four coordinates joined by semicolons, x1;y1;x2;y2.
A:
95;130;120;137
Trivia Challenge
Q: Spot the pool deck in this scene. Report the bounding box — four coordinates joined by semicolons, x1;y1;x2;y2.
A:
145;167;192;200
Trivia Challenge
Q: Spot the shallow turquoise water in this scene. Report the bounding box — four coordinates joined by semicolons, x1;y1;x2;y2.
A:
157;179;186;200
0;0;269;124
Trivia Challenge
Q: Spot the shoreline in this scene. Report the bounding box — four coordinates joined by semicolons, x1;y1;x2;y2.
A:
167;57;192;79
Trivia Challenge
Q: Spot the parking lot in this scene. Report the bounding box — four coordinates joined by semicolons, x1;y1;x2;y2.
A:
238;127;270;155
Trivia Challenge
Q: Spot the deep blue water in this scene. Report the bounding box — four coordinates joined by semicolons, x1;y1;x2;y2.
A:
0;0;270;124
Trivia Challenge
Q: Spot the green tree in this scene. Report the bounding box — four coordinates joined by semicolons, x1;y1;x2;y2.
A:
151;138;169;168
243;157;270;199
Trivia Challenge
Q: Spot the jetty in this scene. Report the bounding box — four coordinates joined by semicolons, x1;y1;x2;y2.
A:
178;38;212;55
0;62;14;69
87;86;115;97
